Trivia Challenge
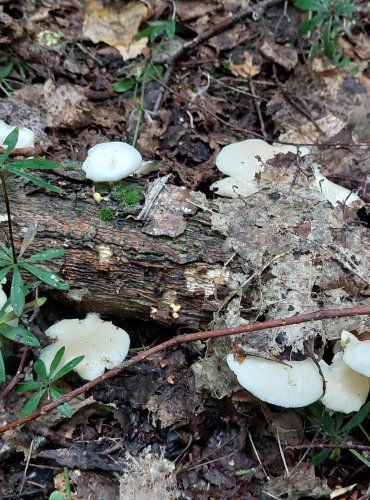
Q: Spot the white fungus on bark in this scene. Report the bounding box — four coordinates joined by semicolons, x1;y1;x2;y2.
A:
39;313;130;380
82;142;142;182
226;354;323;407
0;120;35;149
211;139;308;198
319;352;370;413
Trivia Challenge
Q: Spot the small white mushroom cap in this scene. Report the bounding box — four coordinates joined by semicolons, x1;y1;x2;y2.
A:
311;164;361;206
226;354;323;407
210;176;258;198
39;313;130;380
0;119;35;149
216;139;305;183
342;330;370;377
82;142;142;182
319;352;370;413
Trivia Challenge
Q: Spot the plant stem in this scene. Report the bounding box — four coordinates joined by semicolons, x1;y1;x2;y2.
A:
0;172;17;264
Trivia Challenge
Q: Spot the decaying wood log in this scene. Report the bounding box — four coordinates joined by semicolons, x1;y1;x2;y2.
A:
0;174;240;328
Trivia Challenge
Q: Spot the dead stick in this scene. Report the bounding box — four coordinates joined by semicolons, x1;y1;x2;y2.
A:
0;346;28;401
285;443;370;451
1;304;370;433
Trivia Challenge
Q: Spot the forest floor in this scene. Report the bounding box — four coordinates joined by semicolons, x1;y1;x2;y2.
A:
0;0;370;498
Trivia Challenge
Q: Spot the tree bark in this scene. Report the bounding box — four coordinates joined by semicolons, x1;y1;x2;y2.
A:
0;174;238;328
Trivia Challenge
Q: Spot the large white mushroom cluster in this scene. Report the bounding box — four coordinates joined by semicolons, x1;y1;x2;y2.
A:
211;139;361;206
227;330;370;413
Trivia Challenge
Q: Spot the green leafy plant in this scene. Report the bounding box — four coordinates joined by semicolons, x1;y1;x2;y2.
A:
0;54;34;96
307;401;370;467
0;128;68;381
113;18;176;146
295;0;357;71
16;347;84;418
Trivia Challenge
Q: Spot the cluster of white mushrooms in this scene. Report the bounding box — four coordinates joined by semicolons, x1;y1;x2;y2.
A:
210;138;361;206
0;123;366;398
227;331;370;413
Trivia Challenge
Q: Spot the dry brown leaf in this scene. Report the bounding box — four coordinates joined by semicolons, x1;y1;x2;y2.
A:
261;40;298;71
83;0;153;60
231;51;261;78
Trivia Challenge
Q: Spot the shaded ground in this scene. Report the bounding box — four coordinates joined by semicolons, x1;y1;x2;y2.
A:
0;0;370;498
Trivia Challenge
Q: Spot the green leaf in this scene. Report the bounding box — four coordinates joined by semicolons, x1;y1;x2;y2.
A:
34;359;48;382
0;250;13;262
5;167;61;193
0;265;13;283
339;401;370;433
49;347;65;378
57;402;73;418
51;355;84;382
10;265;24;316
142;64;164;84
49;492;65;500
0;128;19;165
294;0;328;12
50;387;72;417
20;390;45;418
322;410;335;435
0;325;40;346
20;262;69;290
16;381;45;392
8;159;60;170
28;248;65;262
113;79;136;93
0;61;13;79
298;15;325;36
0;242;13;258
0;349;5;382
350;449;370;468
310;448;331;465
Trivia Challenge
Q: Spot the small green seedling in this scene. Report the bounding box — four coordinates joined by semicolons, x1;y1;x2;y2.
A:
307;401;370;467
113;18;176;146
295;0;358;72
16;347;84;418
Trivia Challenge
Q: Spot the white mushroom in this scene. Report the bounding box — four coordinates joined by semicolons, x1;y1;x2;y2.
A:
213;139;308;198
82;142;142;182
342;330;370;377
311;164;361;206
0;119;35;149
227;354;323;407
39;313;130;380
210;176;258;198
319;352;370;413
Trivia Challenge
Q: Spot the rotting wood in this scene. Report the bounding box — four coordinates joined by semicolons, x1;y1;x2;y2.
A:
0;176;240;328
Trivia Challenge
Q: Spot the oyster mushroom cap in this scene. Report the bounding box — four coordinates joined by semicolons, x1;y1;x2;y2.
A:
82;142;142;182
39;313;130;380
226;354;323;408
342;330;370;377
319;352;370;413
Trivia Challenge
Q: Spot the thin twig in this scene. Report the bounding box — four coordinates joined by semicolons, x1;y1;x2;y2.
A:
1;304;370;432
285;443;370;451
0;346;28;400
249;77;267;139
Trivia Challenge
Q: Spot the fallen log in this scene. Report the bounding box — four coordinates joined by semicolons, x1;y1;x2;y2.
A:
0;174;238;328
